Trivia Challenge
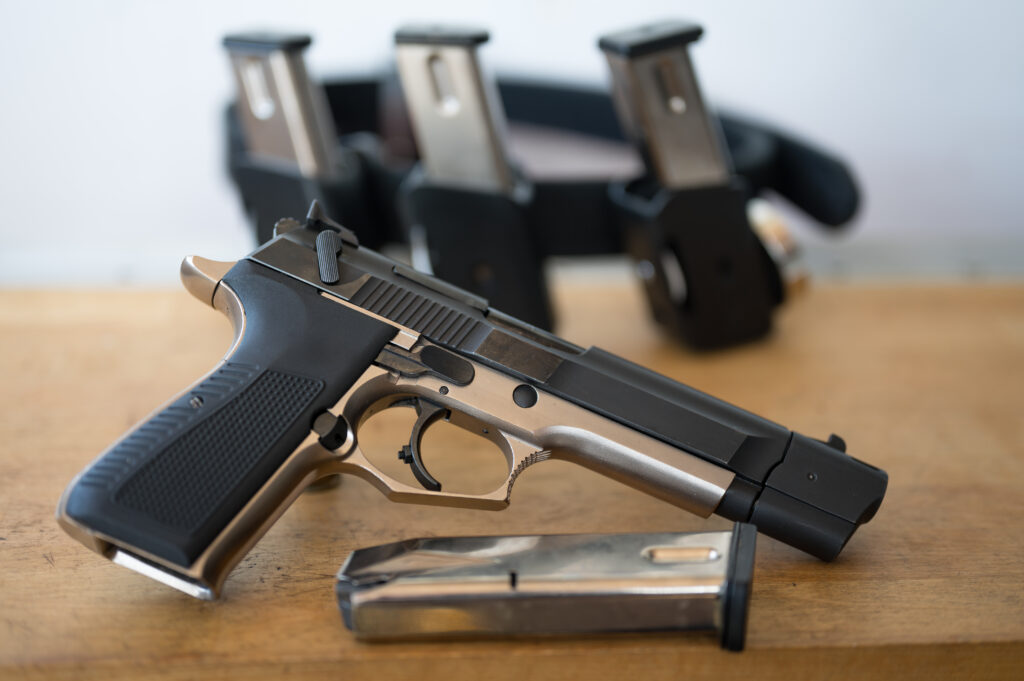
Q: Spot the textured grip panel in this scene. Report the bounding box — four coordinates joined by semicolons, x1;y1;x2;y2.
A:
115;369;322;532
65;361;324;568
77;363;258;493
63;260;398;569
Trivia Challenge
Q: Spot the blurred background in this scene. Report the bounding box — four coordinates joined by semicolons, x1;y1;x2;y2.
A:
1;0;1021;286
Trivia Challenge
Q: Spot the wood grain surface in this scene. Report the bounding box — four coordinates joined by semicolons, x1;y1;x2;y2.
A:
1;280;1022;679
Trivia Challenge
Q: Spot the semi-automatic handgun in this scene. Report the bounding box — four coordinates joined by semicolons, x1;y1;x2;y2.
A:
57;202;887;600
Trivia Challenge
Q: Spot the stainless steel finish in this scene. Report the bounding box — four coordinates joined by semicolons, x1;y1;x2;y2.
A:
272;217;303;238
603;47;730;189
337;530;736;638
317;291;422;345
180;256;235;305
395;37;514;193
225;40;337;176
111;550;215;601
393;331;419;350
329;342;734;516
58;237;731;599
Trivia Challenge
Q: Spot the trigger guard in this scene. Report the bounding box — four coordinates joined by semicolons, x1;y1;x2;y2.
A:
398;401;448;492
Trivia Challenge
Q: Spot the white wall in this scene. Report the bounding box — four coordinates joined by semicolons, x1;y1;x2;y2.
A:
1;0;1022;285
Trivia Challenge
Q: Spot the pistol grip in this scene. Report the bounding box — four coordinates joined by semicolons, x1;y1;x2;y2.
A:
59;261;396;583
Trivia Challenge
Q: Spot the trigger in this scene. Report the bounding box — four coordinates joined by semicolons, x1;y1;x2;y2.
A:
398;401;447;492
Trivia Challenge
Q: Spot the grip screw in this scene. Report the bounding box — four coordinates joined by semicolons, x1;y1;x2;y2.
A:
313;411;349;451
189;396;204;409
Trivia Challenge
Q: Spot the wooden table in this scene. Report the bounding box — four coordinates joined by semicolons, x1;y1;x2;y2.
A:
1;280;1021;679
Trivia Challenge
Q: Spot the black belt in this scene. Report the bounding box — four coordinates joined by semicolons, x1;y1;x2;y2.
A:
227;77;859;345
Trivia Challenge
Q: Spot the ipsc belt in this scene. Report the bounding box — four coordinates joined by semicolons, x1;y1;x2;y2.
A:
224;21;860;348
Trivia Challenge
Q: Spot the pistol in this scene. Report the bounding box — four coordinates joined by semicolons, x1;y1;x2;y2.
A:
57;202;886;599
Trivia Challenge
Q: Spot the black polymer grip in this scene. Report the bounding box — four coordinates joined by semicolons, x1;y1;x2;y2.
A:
64;260;396;568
